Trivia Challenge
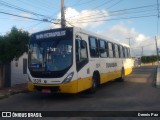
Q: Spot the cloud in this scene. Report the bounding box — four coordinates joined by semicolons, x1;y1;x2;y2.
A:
98;24;155;56
19;12;32;18
51;7;109;29
50;8;157;57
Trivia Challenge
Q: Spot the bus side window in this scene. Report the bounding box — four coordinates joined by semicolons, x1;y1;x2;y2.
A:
125;48;128;58
122;47;125;58
127;48;131;58
76;39;89;71
89;37;99;58
123;47;128;58
99;40;108;58
114;44;119;58
112;43;115;58
118;45;121;58
108;42;113;58
119;46;123;58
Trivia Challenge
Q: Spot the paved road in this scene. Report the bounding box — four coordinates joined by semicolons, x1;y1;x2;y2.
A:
0;66;160;120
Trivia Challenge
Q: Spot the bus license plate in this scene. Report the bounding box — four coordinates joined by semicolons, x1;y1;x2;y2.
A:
41;89;51;93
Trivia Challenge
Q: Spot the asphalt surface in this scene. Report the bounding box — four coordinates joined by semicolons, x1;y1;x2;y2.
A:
0;66;160;120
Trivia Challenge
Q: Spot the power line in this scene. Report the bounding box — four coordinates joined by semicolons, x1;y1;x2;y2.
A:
131;43;156;49
69;14;157;23
17;0;55;14
106;0;123;9
0;0;52;19
69;8;156;22
69;0;97;7
67;4;157;21
69;0;83;7
0;11;54;23
91;0;113;9
77;5;158;18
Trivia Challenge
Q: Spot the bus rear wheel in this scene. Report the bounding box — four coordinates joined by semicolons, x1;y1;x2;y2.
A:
118;69;125;82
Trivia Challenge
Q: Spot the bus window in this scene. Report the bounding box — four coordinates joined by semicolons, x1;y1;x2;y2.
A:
99;40;108;58
123;47;128;58
89;37;99;58
108;42;113;58
114;44;119;58
119;46;123;58
112;44;115;58
76;39;88;71
122;47;126;58
125;48;128;58
118;45;121;58
127;48;131;58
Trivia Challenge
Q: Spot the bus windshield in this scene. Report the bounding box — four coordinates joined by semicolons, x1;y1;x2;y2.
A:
29;39;72;72
28;28;73;78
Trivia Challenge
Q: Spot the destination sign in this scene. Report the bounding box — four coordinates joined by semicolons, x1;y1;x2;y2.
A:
36;30;66;40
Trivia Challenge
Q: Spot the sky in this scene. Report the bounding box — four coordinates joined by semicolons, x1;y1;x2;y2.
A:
0;0;160;57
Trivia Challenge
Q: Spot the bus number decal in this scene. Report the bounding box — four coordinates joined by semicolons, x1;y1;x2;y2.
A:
33;79;41;84
106;63;117;68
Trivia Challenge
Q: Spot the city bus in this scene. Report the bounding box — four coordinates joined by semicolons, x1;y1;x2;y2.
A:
27;27;134;94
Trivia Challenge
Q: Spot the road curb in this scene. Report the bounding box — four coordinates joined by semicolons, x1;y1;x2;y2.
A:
0;89;28;100
156;65;160;87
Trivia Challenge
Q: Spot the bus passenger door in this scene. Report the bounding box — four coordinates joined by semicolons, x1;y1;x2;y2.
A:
76;38;90;92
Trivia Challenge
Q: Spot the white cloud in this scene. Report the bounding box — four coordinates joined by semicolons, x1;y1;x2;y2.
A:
99;24;155;56
51;7;109;29
19;12;32;18
50;8;157;57
135;34;150;42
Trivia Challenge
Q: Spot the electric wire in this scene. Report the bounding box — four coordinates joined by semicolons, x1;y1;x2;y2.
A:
0;11;54;23
69;14;157;23
69;4;158;21
0;0;51;19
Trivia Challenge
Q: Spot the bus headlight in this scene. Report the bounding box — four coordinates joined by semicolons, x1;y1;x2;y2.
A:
62;72;74;84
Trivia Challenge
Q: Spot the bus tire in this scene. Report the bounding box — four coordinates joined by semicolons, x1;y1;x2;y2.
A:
118;68;125;82
88;74;98;94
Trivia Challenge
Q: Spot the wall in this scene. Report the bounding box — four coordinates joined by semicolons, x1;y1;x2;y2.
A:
11;53;28;86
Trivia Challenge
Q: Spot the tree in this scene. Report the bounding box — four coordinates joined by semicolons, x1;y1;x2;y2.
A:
0;27;29;63
0;27;29;87
141;55;159;64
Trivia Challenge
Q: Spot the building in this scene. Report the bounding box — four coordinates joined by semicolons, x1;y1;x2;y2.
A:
0;53;28;88
11;53;28;86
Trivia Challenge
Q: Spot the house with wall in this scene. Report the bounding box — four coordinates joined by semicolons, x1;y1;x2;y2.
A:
0;52;28;88
11;52;28;86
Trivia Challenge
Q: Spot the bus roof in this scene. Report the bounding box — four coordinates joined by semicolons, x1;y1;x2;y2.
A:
73;27;130;48
30;27;130;48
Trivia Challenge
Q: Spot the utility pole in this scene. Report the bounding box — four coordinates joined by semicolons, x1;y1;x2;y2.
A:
126;37;131;56
155;36;159;64
141;46;143;56
61;0;66;28
126;37;131;46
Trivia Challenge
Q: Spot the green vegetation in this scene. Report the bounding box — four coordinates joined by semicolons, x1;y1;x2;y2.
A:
0;27;29;64
141;55;160;64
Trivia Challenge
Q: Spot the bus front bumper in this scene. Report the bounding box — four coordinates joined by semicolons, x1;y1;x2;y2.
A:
27;81;78;94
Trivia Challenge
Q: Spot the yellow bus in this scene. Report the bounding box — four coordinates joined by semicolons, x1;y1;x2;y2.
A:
27;27;133;93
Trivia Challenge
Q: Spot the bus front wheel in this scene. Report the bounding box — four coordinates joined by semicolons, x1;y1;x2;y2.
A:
88;75;98;94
